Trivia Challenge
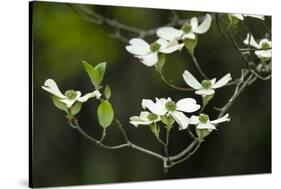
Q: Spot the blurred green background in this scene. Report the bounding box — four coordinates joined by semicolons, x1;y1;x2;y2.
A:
31;1;271;187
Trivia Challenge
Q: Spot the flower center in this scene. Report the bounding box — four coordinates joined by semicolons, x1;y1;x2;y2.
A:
165;101;177;111
147;113;158;121
181;23;192;33
201;80;212;89
64;90;77;99
199;114;209;123
150;42;161;52
261;42;270;49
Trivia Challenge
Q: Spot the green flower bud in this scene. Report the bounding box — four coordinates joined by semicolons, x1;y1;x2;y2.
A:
181;23;192;33
147;113;158;121
201;80;212;89
199;113;209;123
165;101;177;111
150;42;161;52
64;90;78;99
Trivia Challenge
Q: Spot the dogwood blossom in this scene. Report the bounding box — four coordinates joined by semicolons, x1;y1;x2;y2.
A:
189;113;230;131
243;33;272;59
182;70;232;96
129;111;160;127
42;79;101;108
156;14;212;41
125;38;184;66
229;14;265;21
141;97;200;129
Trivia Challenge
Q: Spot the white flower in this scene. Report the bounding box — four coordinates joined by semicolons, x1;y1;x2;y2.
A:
156;14;212;41
189;113;230;131
243;33;272;58
125;38;184;67
183;70;232;96
42;79;101;108
141;97;200;129
229;14;265;21
129;111;160;127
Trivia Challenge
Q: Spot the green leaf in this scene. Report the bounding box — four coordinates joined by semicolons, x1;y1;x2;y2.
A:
202;94;214;106
155;54;166;73
95;62;107;84
104;85;111;99
82;61;101;89
70;102;82;115
97;100;114;128
196;128;211;141
52;96;68;113
184;37;198;55
160;115;175;126
149;123;160;138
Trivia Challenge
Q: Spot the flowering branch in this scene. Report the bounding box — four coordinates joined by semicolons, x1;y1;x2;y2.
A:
42;9;271;174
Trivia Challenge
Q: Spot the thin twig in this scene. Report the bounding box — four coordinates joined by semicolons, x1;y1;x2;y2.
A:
168;141;201;168
190;54;209;79
158;72;195;91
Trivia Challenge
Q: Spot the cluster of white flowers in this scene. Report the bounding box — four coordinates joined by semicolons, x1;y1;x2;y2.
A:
243;33;272;59
42;79;101;108
130;97;229;131
126;14;212;67
126;14;233;135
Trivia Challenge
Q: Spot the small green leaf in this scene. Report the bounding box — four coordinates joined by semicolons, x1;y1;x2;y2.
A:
95;62;107;84
160;115;175;126
184;37;198;55
104;85;111;99
202;94;214;106
97;100;114;128
70;102;82;115
82;61;101;89
196;128;211;141
155;54;166;73
52;96;68;113
149;123;160;138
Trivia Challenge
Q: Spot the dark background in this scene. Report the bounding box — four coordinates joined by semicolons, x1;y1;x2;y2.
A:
31;1;271;187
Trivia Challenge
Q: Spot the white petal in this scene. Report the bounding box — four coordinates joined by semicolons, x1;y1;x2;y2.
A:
42;79;65;98
156;27;183;41
176;98;201;113
190;17;198;29
195;89;215;96
230;14;244;20
182;70;202;89
255;50;272;58
170;111;190;130
182;32;196;39
126;38;150;56
156;38;169;48
138;53;158;67
77;90;101;102
210;78;216;85
192;14;212;34
60;98;77;108
142;99;167;115
243;34;260;49
189;115;200;125
129;119;152;127
212;73;232;89
245;14;265;20
139;111;150;120
210;114;230;124
159;43;184;54
197;123;216;130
